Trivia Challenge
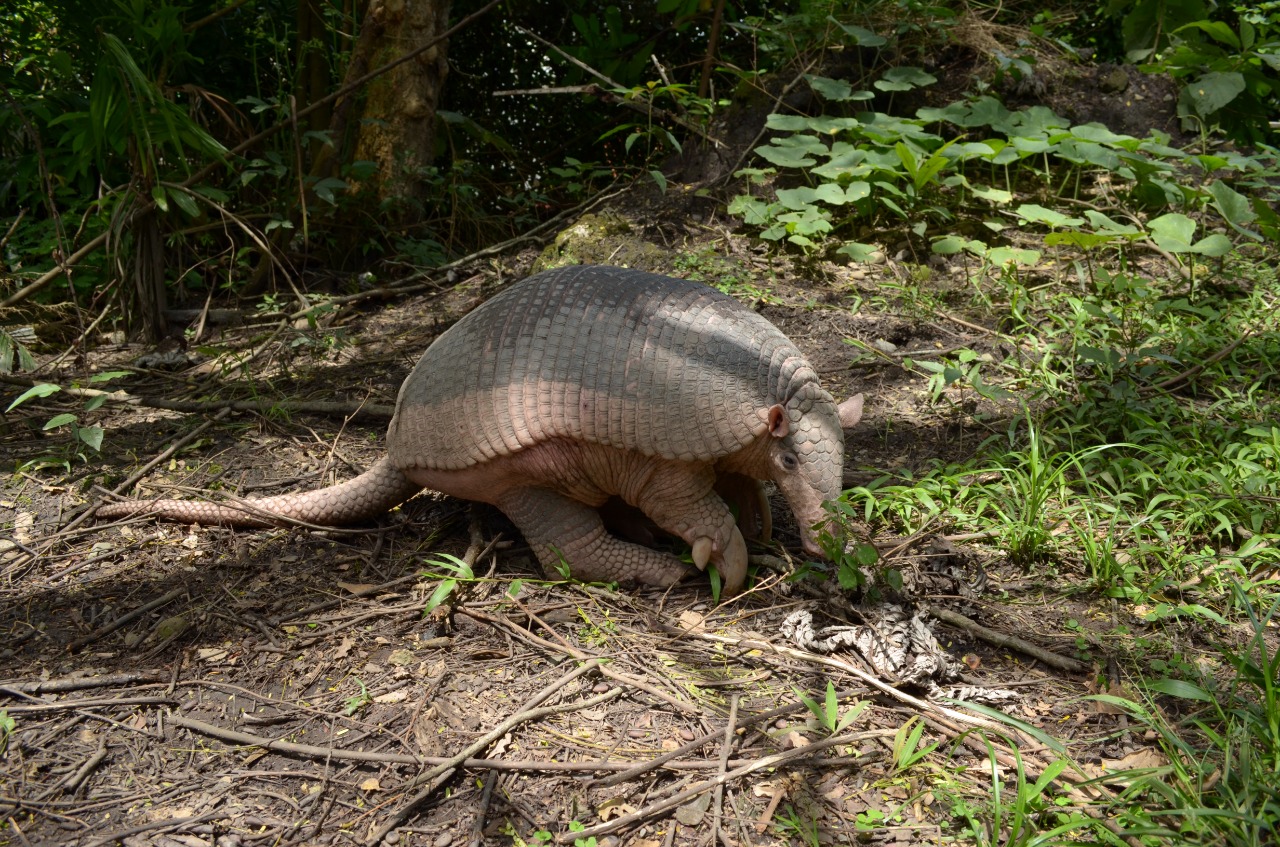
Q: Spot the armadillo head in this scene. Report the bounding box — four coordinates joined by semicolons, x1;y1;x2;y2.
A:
765;390;864;557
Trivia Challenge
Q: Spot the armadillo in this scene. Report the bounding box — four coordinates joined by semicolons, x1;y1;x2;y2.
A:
97;265;864;595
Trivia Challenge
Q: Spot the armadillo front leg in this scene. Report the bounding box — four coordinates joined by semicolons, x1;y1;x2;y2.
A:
498;488;693;588
625;463;750;596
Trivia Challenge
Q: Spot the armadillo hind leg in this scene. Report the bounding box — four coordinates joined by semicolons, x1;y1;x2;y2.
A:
498;488;692;588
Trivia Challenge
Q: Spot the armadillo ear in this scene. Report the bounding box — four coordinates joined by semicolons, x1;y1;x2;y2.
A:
767;404;789;438
838;393;865;429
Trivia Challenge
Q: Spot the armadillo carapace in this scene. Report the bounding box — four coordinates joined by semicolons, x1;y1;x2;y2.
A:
97;265;865;595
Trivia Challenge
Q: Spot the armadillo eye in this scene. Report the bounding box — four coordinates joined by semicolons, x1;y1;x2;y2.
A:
781;452;799;471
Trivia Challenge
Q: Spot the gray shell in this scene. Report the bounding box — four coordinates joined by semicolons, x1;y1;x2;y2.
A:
388;265;833;470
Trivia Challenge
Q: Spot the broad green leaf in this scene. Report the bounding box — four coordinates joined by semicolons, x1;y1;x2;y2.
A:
44;413;78;430
1010;136;1052;154
1190;233;1233;256
949;141;995;159
1208;180;1259;238
813;150;870;181
970;184;1012;204
754;145;817;169
6;383;61;412
1011;105;1070;134
1013;204;1084;228
804;116;862;134
843;181;871;202
836;241;879;262
916;102;972;124
875;66;936;91
1144;678;1214;701
931;235;969;254
1173;19;1240;49
1185;71;1246;116
1083;211;1142;236
1045;231;1119;249
829;18;886;46
170;189;200;218
727;195;773;225
1055;139;1120;170
151;185;169;213
1070;123;1138;147
775;187;819;210
1146;213;1197;251
649;169;667;194
311;176;348;205
764;114;811;132
986;246;1041;266
966;96;1015;130
812;182;851;205
806;74;854;101
89;370;133;383
77;424;104;452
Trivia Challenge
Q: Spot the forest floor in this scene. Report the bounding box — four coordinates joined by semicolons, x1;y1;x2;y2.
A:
0;48;1256;847
2;220;1176;847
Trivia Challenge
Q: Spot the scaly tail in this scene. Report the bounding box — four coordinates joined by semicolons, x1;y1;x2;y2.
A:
95;456;421;527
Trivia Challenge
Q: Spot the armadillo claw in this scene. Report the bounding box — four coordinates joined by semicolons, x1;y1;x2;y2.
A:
719;526;748;597
755;484;772;543
692;536;713;571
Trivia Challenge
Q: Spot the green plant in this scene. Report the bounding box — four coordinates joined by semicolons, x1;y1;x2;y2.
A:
421;553;477;614
891;716;941;774
0;330;36;374
795;680;868;735
566;820;597;847
1142;15;1280;143
1091;593;1280;845
986;419;1126;567
773;804;821;847
945;739;1099;846
5;371;131;470
0;709;14;756
342;678;372;716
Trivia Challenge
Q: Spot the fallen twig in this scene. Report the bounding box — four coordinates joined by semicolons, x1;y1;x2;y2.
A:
65;587;187;653
557;731;879;843
659;622;999;729
0;672;166;695
0;375;396;422
465;605;702;716
0;696;175;714
924;604;1092;675
367;658;616;844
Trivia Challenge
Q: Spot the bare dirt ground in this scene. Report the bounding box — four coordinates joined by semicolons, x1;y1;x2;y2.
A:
0;41;1199;847
1;226;1133;847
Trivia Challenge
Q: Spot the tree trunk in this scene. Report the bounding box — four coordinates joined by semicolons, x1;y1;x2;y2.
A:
344;0;453;208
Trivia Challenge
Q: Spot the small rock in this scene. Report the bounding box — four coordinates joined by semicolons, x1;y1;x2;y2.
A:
1099;67;1129;94
872;339;898;354
433;833;453;847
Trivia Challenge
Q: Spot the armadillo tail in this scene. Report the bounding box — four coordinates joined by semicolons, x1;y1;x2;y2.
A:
95;456;421;528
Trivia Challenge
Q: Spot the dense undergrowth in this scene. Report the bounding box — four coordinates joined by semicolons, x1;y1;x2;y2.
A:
720;13;1280;840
